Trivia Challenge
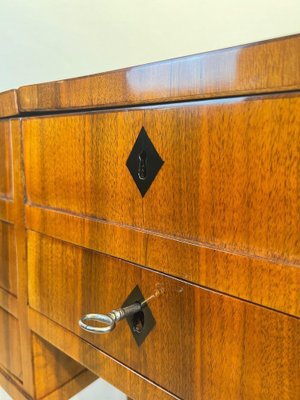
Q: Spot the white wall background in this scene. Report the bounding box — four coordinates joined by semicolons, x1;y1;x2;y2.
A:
0;0;299;91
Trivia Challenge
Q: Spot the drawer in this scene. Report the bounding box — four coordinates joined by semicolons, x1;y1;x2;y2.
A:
28;231;300;400
0;307;22;381
0;120;13;199
23;95;300;263
0;221;17;296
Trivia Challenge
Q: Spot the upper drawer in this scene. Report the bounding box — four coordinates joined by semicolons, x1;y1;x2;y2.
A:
28;231;300;400
23;94;300;263
0;121;13;199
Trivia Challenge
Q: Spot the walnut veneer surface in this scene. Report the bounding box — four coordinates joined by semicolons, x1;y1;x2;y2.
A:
0;90;18;118
18;35;300;111
0;105;96;399
28;231;299;400
0;34;299;400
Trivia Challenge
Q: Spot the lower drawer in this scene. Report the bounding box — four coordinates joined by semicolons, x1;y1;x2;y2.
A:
28;231;299;400
0;307;22;381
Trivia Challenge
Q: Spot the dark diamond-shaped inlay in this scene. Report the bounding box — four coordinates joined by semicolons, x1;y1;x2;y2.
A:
122;285;156;346
126;127;164;197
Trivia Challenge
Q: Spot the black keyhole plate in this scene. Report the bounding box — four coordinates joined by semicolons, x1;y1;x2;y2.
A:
126;127;164;197
122;285;156;346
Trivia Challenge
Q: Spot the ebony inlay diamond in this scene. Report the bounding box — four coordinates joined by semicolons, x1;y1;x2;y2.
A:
126;127;164;197
122;285;156;346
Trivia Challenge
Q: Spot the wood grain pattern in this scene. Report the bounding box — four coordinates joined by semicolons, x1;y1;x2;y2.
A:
28;232;300;400
0;199;14;223
1;34;299;400
23;94;300;322
11;115;91;400
23;94;300;264
0;118;95;399
32;333;95;399
142;95;300;263
0;120;36;395
0;120;13;199
0;221;17;296
29;308;179;400
0;287;18;317
26;205;300;317
18;35;300;112
0;90;19;118
10;119;35;396
0;307;22;381
23;109;144;227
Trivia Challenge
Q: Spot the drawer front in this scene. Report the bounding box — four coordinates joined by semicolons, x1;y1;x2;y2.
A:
23;95;300;263
28;231;300;400
0;307;22;381
0;121;13;199
24;110;144;227
0;221;17;296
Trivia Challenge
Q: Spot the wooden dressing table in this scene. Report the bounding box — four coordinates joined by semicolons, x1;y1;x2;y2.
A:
0;34;299;399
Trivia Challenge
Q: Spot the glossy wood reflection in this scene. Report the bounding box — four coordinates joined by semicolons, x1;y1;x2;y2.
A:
23;110;144;226
1;34;300;400
26;205;300;317
0;113;98;400
18;35;300;112
28;232;300;400
23;94;300;264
